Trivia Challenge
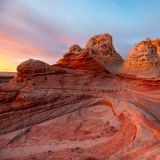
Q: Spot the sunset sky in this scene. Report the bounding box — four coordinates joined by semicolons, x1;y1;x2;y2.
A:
0;0;160;72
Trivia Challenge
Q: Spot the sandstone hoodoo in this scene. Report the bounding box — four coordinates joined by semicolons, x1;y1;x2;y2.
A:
119;38;160;78
86;33;124;73
57;34;123;73
1;34;160;160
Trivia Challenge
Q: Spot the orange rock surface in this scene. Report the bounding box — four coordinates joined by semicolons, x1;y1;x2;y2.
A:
152;38;160;55
119;38;160;78
0;34;160;160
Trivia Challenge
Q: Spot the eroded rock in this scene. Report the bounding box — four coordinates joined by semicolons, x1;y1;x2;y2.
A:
68;44;82;54
86;33;123;73
119;38;160;78
14;59;66;82
56;48;108;72
57;33;123;73
1;34;160;160
17;59;50;74
152;38;160;55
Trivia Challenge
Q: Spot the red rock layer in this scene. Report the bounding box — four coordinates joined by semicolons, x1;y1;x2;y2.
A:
1;61;160;159
57;34;123;73
0;34;160;160
56;48;108;72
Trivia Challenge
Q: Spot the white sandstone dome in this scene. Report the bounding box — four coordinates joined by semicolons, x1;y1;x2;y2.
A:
119;38;160;78
86;33;123;73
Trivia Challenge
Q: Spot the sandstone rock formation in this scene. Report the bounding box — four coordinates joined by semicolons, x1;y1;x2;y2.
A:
68;44;82;54
56;48;108;72
14;59;66;82
86;34;124;73
152;38;160;55
119;38;160;78
57;34;123;73
0;34;160;160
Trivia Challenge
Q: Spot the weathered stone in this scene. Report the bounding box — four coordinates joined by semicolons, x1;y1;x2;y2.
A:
86;33;124;73
17;59;50;74
57;34;123;73
68;44;82;54
152;38;160;55
1;34;160;160
119;38;160;78
14;59;66;82
56;48;108;72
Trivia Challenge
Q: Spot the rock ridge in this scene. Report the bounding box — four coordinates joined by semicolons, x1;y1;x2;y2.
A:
1;33;160;160
14;34;160;80
57;33;123;74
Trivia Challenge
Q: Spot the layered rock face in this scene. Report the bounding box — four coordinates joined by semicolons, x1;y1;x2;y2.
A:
119;38;160;78
15;59;66;82
152;38;160;55
57;34;123;73
1;34;160;160
86;34;123;73
56;47;108;72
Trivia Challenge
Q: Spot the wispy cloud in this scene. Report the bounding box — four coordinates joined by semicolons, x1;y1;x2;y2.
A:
0;0;160;71
0;0;81;71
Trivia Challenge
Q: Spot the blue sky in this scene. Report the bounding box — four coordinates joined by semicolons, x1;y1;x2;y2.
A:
0;0;160;71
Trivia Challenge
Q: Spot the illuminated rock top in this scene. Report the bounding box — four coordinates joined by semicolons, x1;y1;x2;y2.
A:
119;38;160;78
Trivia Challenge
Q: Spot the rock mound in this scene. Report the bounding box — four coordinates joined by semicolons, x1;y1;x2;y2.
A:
1;34;160;159
86;34;123;73
17;59;50;74
119;38;160;78
56;48;108;72
57;34;123;73
15;59;66;82
68;44;82;54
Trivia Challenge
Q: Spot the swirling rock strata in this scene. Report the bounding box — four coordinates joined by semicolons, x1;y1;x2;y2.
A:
0;34;160;160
